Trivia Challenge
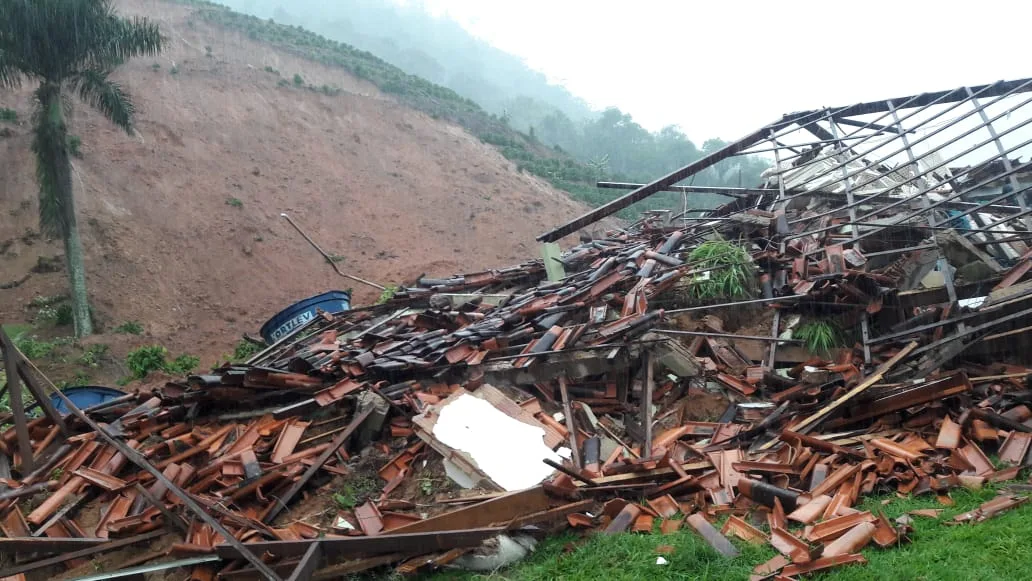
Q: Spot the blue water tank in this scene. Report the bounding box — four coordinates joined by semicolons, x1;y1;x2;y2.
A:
259;290;352;343
49;386;127;414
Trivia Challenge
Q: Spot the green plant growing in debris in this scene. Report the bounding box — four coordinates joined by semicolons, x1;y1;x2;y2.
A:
0;108;16;122
376;285;399;305
419;476;437;496
686;238;755;301
114;320;143;334
796;319;843;355
333;476;380;509
232;339;262;362
293;73;304;87
226;196;243;208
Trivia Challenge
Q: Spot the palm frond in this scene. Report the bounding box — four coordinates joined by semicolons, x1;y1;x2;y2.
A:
0;49;22;88
86;12;166;69
31;85;71;238
70;68;133;132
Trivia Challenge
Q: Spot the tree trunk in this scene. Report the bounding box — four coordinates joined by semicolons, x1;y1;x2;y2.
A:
40;87;93;337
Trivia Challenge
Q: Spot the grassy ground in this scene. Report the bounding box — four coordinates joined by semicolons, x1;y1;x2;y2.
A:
431;480;1032;581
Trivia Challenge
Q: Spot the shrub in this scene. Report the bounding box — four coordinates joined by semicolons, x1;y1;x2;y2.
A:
126;345;200;379
126;345;168;379
232;340;262;362
166;354;200;375
67;135;82;158
376;285;399;305
77;344;109;367
687;238;756;301
0;108;16;122
14;333;56;359
151;63;161;71
263;65;279;75
114;321;144;335
170;65;179;75
293;73;303;86
55;304;73;326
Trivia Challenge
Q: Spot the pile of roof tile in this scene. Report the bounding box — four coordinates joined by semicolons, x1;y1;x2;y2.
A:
4;77;1032;580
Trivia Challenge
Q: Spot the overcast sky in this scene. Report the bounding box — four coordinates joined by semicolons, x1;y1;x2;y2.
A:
408;0;1030;141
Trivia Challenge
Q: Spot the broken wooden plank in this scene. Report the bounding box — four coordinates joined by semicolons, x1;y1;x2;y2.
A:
263;407;373;524
788;341;918;436
214;527;505;560
0;530;165;578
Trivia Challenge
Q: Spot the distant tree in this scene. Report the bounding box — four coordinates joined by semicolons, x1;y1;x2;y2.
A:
0;0;164;337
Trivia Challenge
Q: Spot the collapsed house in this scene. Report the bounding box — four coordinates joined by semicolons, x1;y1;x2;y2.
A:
3;77;1032;580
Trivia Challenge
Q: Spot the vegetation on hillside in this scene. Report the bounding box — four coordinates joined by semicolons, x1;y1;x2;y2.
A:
0;0;165;337
174;0;766;217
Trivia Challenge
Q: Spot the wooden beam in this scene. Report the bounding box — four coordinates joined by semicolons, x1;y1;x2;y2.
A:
41;374;283;581
286;541;323;581
788;342;918;437
0;329;34;473
0;530;165;578
558;376;580;469
642;351;655;455
215;527;504;560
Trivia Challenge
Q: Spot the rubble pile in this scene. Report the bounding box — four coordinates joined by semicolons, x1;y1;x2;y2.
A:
3;78;1032;580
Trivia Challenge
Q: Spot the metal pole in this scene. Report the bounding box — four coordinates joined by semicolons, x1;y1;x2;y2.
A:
280;213;386;291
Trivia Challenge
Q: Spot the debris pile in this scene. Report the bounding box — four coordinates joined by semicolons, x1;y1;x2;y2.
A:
3;78;1032;580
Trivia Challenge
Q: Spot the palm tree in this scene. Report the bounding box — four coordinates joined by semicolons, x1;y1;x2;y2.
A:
0;0;164;337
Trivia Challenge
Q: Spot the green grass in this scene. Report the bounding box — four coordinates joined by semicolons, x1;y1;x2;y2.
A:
796;319;844;355
225;196;243;208
686;238;755;302
433;483;1032;581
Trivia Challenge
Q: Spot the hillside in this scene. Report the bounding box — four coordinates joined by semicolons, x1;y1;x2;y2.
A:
0;0;605;373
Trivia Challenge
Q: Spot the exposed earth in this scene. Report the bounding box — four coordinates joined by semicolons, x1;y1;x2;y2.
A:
0;0;604;381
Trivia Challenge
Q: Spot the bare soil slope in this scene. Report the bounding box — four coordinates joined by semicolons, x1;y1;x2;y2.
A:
0;0;597;363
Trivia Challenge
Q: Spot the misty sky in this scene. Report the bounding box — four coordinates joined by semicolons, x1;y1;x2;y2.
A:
408;0;1029;141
